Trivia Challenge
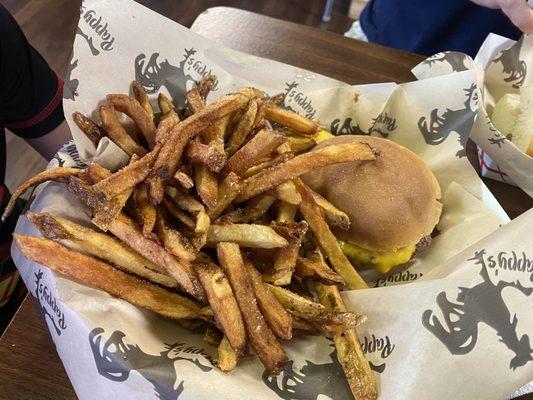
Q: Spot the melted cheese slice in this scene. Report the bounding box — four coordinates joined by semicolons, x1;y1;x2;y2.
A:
339;241;415;274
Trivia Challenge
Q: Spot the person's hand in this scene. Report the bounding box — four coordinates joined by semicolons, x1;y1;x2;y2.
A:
471;0;533;33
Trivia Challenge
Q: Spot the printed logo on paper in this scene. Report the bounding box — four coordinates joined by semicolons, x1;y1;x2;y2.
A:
330;117;366;136
492;38;527;89
281;82;317;119
78;5;116;55
89;328;214;400
330;111;398;138
421;51;471;73
52;141;85;169
417;83;478;157
374;270;423;288
422;249;533;370
134;48;218;108
34;270;67;335
263;337;390;400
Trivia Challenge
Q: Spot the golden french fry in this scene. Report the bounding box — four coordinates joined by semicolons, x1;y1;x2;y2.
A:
193;254;246;355
173;169;194;190
132;81;154;123
194;164;218;210
267;180;301;205
134;184;157;236
178;319;208;333
204;325;223;345
92;146;160;201
107;94;156;148
292;317;319;334
316;283;377;400
263;104;319;135
242;152;294;178
218;336;238;372
295;254;344;285
224;129;287;176
217;243;287;375
14;234;200;320
276;201;298;223
186;140;227;172
227;99;258;155
149;94;248;201
162;196;195;229
99;105;147;157
27;212;177;288
158;92;175;114
197;75;217;100
186;87;205;115
236;143;375;202
164;186;204;214
243;256;292;340
83;162;111;183
154;208;196;262
207;224;288;248
294;178;368;290
216;194;275;224
155;110;180;144
1;167;82;222
287;135;316;153
72;112;103;146
309;188;350;230
207;172;241;221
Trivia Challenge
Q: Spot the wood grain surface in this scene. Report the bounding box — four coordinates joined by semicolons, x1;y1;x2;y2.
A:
0;6;531;400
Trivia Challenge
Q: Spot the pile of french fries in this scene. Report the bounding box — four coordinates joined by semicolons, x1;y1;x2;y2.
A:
5;76;378;399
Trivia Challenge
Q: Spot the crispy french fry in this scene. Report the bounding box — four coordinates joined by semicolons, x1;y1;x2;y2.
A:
194;164;218;210
110;213;206;301
243;256;292;340
216;194;275;224
99;105;147;157
197;75;217;100
162;196;195;229
134;184;157;236
207;172;241;221
164;186;204;214
155;110;180;144
242;152;294;178
83;162;111;183
154;208;196;262
295;254;344;285
173;169;194;190
72;112;103;146
218;336;238;372
269;93;285;106
239;87;265;99
14;234;200;320
227;99;258;155
146;131;189;205
309;188;350;230
107;94;156;148
316;283;377;400
265;221;308;285
149;94;248;201
27;212;177;288
267;180;301;205
204;325;223;345
263;104;319;135
186;87;206;115
158;92;175;114
193;254;246;355
1;167;82;222
291;317;319;334
236;143;375;202
276;201;298;223
217;243;287;375
178;319;208;333
132;81;154;123
267;284;365;329
92;146;160;201
287;135;316;153
186;140;227;172
224;129;287;176
207;224;288;248
294;178;368;290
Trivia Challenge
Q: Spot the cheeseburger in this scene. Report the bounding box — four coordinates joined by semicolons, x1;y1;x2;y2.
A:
303;135;442;279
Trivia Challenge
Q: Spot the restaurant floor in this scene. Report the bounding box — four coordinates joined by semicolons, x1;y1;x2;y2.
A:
0;0;361;335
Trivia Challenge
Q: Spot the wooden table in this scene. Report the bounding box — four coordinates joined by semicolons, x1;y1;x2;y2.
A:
0;7;531;400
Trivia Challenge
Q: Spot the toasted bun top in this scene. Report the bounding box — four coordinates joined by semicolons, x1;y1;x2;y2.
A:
303;135;442;252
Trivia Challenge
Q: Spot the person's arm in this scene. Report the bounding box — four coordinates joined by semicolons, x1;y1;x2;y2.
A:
471;0;533;33
0;4;71;160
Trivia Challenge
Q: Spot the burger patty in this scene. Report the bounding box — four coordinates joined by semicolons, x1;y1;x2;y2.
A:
413;235;432;257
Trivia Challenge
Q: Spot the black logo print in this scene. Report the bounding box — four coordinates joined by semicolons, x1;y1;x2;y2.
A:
421;52;471;73
34;270;67;335
282;82;317;119
369;112;397;138
422;249;533;370
134;49;197;108
492;38;526;89
330;117;367;136
418;83;478;157
486;114;508;148
63;56;79;101
262;350;354;400
78;6;116;55
89;328;214;400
